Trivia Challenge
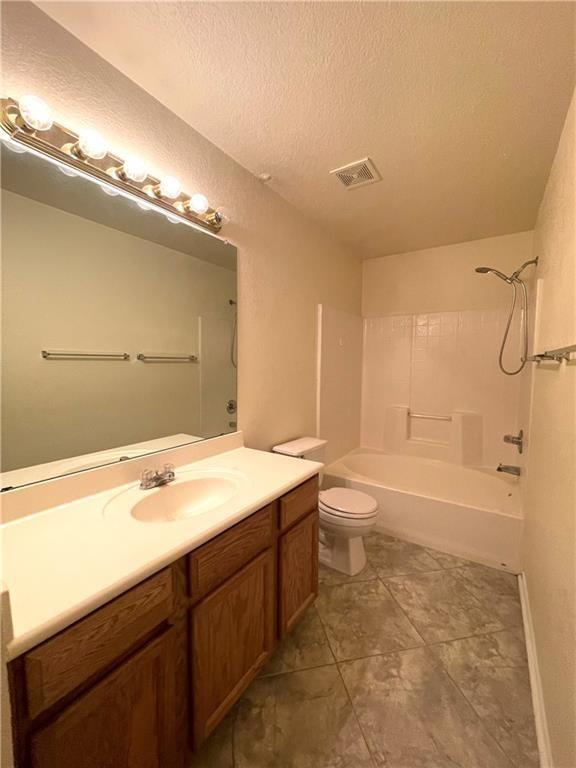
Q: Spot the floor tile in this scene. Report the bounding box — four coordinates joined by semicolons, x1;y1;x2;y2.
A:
365;531;469;577
385;567;520;643
423;547;471;570
431;629;539;767
315;579;423;661
193;665;374;768
340;647;513;768
456;565;523;628
319;561;378;586
365;532;443;577
189;713;234;768
260;606;334;676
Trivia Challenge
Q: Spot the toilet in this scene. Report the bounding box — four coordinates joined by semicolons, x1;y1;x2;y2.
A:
272;437;378;575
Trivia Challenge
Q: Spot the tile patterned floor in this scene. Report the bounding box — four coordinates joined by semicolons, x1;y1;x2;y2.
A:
190;531;539;768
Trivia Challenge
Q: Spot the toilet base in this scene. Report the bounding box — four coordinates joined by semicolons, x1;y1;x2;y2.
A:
319;534;367;576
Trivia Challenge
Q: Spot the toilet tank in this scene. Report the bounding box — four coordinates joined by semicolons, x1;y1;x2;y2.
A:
272;437;327;464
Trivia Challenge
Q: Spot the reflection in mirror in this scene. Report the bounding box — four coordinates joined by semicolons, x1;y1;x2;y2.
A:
1;142;237;489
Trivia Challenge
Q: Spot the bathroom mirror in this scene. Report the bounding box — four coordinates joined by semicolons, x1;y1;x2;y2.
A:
1;143;237;489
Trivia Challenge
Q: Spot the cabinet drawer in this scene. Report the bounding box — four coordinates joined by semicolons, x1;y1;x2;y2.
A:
278;476;319;531
189;504;276;601
24;567;174;719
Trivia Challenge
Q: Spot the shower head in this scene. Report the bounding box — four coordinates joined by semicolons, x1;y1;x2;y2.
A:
510;258;538;281
474;266;511;283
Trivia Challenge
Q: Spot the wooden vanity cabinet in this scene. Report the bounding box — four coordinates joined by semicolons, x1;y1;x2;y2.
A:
9;475;319;766
29;628;178;768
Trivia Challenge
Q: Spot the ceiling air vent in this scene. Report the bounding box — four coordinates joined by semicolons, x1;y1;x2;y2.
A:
329;157;381;190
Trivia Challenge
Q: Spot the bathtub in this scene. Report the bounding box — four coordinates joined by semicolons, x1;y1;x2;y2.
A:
323;448;522;571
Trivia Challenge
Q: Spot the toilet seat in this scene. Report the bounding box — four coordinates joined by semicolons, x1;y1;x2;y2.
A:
319;488;378;520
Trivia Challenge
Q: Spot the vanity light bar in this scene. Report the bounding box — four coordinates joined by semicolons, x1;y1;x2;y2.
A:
0;96;223;234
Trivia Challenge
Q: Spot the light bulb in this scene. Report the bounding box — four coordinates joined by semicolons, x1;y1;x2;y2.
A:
100;184;119;197
189;193;209;215
165;213;180;224
137;201;153;211
122;155;147;183
77;129;108;160
59;165;78;176
17;95;53;131
158;175;181;199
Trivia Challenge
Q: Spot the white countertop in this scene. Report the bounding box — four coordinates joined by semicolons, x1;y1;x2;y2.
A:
1;446;321;659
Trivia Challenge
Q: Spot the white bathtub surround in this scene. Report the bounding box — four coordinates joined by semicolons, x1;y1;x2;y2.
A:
0;438;322;658
324;449;522;571
361;309;524;467
316;304;363;464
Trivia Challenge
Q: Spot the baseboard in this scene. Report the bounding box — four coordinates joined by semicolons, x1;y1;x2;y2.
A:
518;572;554;768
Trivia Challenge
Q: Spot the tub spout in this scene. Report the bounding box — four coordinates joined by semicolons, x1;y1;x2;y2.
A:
497;463;521;477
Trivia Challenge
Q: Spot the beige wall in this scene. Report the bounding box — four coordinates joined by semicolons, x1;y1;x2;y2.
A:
521;90;576;768
363;231;534;316
1;1;361;457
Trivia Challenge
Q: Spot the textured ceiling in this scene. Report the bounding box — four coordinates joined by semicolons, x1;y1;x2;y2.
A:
37;1;576;258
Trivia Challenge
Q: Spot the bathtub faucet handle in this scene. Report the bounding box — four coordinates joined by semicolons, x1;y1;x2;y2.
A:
503;430;523;454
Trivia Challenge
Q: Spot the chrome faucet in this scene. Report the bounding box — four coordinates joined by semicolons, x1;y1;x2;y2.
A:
140;463;176;490
503;430;523;454
497;463;521;477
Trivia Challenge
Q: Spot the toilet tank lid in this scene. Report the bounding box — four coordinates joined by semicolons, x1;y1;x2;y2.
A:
272;437;327;457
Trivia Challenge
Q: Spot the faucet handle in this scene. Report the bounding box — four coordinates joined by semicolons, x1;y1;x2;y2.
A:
503;430;523;454
140;468;155;489
162;463;175;479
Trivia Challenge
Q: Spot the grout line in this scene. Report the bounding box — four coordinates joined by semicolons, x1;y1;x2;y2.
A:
431;649;521;768
259;659;337;679
334;653;380;768
424;624;529;651
333;641;427;666
376;577;428;646
313;600;341;665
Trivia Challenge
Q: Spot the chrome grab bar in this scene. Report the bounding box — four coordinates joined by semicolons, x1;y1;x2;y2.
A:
526;343;576;363
42;350;130;360
408;411;452;422
136;353;198;363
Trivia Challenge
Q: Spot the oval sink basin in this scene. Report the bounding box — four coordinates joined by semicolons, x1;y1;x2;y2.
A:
104;469;243;523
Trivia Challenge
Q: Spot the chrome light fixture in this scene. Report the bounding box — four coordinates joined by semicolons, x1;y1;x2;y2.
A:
0;95;224;235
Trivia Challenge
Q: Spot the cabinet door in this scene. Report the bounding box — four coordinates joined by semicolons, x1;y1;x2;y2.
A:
279;511;319;638
191;548;275;746
30;629;178;768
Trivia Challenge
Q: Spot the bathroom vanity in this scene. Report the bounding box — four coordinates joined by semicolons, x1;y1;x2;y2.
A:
5;463;320;767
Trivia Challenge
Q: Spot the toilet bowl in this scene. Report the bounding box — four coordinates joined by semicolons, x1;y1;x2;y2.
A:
272;437;379;576
318;487;378;575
